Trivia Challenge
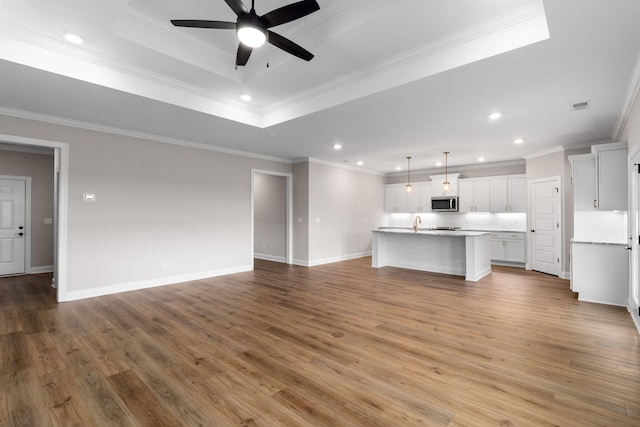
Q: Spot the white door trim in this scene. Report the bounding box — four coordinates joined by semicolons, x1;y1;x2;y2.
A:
0;175;31;275
527;176;562;276
250;169;293;266
0;133;69;302
628;151;640;308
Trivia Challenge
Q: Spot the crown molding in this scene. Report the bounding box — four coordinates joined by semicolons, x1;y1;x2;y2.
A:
261;1;548;126
612;51;640;142
0;107;291;164
294;157;384;176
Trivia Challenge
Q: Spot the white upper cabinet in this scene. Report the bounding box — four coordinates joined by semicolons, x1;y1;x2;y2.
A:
594;144;627;211
508;178;527;212
384;173;525;214
413;182;432;212
491;177;526;212
570;143;627;211
459;179;491;212
384;184;409;213
570;154;597;211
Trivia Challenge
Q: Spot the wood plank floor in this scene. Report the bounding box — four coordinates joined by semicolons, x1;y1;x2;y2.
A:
1;259;639;426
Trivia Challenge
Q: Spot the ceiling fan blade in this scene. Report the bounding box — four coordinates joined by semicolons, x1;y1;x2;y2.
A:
225;0;248;16
267;31;314;61
171;20;236;29
236;44;253;66
261;0;320;28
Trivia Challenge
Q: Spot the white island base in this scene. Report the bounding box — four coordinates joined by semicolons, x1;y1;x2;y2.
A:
371;230;492;282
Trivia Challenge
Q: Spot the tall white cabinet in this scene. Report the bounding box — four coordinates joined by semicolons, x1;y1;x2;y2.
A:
569;142;629;306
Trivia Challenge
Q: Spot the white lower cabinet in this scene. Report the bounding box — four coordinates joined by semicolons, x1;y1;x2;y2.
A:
490;232;525;265
570;242;628;306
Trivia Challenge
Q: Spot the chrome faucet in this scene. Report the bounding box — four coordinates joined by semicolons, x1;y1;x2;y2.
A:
413;215;422;233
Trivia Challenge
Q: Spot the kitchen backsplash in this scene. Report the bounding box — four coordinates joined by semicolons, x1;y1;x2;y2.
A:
386;212;526;232
574;211;627;244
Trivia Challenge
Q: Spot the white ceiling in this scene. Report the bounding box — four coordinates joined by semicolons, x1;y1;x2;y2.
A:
0;0;639;173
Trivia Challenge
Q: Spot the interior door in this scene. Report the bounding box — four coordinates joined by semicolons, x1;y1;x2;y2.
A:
530;178;561;276
0;178;26;275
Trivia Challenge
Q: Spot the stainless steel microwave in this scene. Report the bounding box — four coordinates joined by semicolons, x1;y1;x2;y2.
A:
431;196;458;212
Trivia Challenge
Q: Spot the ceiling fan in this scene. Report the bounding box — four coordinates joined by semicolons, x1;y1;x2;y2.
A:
171;0;320;67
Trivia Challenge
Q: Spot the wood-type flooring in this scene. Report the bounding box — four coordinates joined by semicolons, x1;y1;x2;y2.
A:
1;258;639;426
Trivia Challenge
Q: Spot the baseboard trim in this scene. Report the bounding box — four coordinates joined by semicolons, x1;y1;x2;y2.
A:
490;261;525;268
61;264;253;302
254;253;287;263
293;251;372;267
29;265;54;274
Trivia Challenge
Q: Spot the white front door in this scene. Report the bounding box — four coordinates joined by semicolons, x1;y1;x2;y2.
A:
0;178;26;275
530;178;561;276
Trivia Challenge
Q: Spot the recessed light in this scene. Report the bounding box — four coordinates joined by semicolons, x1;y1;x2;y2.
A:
514;138;524;144
64;33;84;44
357;161;364;166
396;166;402;171
435;161;442;167
478;157;485;162
241;94;252;101
488;112;502;120
333;143;342;150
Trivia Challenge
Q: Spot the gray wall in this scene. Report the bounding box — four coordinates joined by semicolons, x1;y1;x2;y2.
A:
253;173;286;261
0;113;291;297
308;161;385;263
293;162;309;264
0;149;54;269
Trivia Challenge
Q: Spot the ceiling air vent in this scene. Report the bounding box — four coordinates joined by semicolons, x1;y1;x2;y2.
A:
572;100;590;111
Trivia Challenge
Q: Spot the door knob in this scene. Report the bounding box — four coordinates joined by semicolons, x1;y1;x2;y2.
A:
15;232;24;237
531;229;535;233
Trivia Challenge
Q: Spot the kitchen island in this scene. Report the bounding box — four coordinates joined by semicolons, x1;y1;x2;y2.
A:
371;229;492;281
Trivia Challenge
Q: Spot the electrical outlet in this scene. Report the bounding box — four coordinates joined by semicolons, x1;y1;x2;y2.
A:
162;262;168;270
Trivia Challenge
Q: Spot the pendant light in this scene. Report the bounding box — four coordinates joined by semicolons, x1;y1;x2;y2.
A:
406;156;413;193
443;151;450;194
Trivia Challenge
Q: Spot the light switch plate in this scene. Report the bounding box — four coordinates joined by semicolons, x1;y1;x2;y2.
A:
44;218;52;225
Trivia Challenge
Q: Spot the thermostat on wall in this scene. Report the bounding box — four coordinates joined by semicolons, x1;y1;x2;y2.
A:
83;193;96;202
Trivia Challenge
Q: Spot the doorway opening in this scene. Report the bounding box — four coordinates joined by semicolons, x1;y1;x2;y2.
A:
0;133;69;301
251;169;293;266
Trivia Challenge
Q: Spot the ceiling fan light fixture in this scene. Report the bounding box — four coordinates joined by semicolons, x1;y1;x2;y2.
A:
237;25;266;48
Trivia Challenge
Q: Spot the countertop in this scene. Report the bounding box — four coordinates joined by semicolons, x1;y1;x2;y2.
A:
373;229;491;237
377;227;524;233
570;238;628;246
